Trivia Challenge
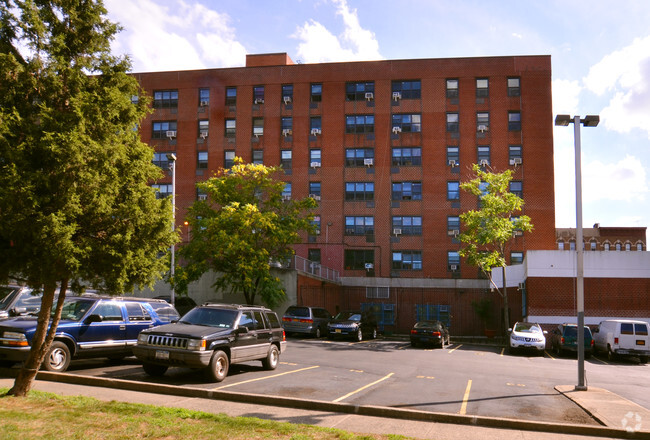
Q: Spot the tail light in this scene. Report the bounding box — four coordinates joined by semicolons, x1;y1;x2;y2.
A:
299;318;313;323
431;331;441;337
561;337;565;344
410;329;417;334
282;329;286;341
590;339;594;346
614;337;619;345
282;317;291;322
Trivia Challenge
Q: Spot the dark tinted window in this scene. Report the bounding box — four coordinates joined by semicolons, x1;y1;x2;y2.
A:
285;306;310;318
253;311;266;329
635;323;648;336
126;302;151;321
180;307;237;328
621;323;634;335
266;312;281;328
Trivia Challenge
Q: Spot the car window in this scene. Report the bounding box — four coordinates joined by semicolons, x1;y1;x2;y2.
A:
239;311;256;330
58;299;95;321
253;311;266;329
621;323;634;335
126;302;152;322
285;306;310;318
93;302;124;321
635;324;648;336
335;311;360;321
265;312;281;328
564;326;577;337
148;303;180;321
514;323;539;332
180;307;237;328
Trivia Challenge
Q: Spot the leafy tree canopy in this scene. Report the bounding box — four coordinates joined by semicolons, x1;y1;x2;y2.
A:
174;158;317;307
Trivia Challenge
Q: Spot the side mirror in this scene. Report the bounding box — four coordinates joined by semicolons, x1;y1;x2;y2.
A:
10;307;28;316
543;330;548;335
507;328;513;333
84;314;102;324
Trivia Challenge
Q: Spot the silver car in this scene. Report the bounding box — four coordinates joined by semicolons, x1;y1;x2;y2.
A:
282;306;332;338
508;322;547;355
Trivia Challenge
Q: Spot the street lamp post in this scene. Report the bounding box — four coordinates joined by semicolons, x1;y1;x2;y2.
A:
554;114;599;391
167;153;177;308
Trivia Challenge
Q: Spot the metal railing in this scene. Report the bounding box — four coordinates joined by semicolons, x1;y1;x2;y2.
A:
292;255;340;283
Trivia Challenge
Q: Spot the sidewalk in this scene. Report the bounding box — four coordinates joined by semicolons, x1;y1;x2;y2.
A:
2;371;649;439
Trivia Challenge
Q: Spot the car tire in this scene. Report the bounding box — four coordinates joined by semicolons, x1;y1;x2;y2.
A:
42;341;71;372
262;345;279;370
411;341;417;347
355;328;363;342
315;327;322;338
639;356;648;364
207;350;229;382
607;346;616;362
143;362;168;377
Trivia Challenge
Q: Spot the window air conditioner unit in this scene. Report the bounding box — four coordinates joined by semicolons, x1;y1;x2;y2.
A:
199;130;208;139
254;98;264;104
479;159;489;166
345;228;355;235
198;194;208;201
200;100;209;106
393;228;402;236
310;161;321;168
478;125;488;132
392;92;402;101
283;96;292;104
282;195;291;201
448;229;459;236
518;282;526;290
364;158;374;166
365;92;374;100
311;128;321;136
392;126;402;134
448;159;457;167
364;263;374;270
512;157;522;165
309;194;321;201
282;129;292;137
450;265;458;271
166;130;177;139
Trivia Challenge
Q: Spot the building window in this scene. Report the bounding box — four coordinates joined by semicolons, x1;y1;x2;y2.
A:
476;78;489;97
392;251;422;271
152;184;172;199
311;215;321;235
344;249;374;270
345;216;374;235
224;150;235;168
346;82;374;101
625;243;631;251
604;242;610;251
447;113;459;132
447;181;460;200
508;111;521;131
477;112;489;132
346;148;374;167
446;79;459;98
345;182;374;201
281;117;292;135
589;241;596;251
308;248;321;264
225;87;237;106
510;181;523;198
281;150;292;169
152;121;177;139
197;151;208;169
477;146;491;166
253;86;264;104
392;114;421;133
569;241;576;251
309;182;321;198
447;251;460;271
310;117;321;135
252;117;264;137
199;88;210;106
392;182;422;201
198;119;209;138
511;252;524;265
252;149;263;165
197;187;208;201
392;216;422;235
153;90;178;109
507;77;520;97
558;242;565;250
637;243;644;251
447;216;460;234
282;183;292;199
225;119;236;137
311;83;322;102
281;84;293;105
392;80;421;100
310;149;321;167
152;152;173;169
509;145;522;162
392;147;421;166
346;115;375;134
447;146;459;166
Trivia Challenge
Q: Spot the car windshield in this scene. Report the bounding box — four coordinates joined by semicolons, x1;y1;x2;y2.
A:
514;323;540;333
563;326;591;338
148;302;180;320
56;298;95;321
0;288;20;309
335;311;361;321
179;307;238;328
285;306;309;317
414;321;440;329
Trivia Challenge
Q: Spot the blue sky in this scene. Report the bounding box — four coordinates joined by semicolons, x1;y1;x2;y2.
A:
105;0;650;231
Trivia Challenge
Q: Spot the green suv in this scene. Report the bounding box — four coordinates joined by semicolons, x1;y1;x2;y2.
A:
550;324;594;357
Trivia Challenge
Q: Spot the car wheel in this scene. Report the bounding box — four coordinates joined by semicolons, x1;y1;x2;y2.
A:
207;350;229;382
42;341;71;372
315;327;322;338
639;356;648;364
142;362;168;377
607;346;616;362
355;328;363;342
410;341;417;347
262;345;279;370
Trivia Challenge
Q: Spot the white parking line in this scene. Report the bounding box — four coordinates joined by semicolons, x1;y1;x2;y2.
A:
213;365;319;390
333;372;394;402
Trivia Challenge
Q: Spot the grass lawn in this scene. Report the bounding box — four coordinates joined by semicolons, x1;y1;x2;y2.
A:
0;388;414;440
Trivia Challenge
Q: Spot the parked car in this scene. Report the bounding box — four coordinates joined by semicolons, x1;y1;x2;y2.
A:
0;286;42;319
133;303;286;382
154;295;197;316
282;305;332;338
508;322;547;355
0;296;175;371
593;319;649;363
326;310;377;341
550;324;594;357
410;320;449;348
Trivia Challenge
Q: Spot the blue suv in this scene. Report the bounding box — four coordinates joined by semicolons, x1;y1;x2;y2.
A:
0;296;177;372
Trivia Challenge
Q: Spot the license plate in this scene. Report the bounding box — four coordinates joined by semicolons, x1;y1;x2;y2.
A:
636;340;646;346
155;350;169;360
335;329;341;333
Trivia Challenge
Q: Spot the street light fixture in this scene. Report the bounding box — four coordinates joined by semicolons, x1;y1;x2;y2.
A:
554;114;599;391
166;153;177;308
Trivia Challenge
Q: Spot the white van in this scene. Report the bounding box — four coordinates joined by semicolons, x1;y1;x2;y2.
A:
593;319;649;363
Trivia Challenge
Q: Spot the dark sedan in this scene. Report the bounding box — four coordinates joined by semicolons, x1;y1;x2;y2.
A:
410;320;450;348
327;310;377;341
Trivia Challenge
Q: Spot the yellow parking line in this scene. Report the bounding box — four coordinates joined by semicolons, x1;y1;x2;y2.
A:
500;347;505;356
333;372;394;402
459;379;472;415
448;344;462;353
214;365;319;390
545;350;556;360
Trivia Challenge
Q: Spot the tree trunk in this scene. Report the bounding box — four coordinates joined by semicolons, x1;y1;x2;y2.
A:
8;279;69;397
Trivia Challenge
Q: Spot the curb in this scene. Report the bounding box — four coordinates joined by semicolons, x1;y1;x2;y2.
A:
2;368;645;439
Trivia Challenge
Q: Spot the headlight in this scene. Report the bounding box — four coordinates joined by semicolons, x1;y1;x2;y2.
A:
3;331;26;339
2;331;29;347
137;333;149;344
187;339;206;351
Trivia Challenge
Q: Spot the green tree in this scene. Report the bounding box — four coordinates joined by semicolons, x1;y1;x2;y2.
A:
174;159;317;307
459;164;533;335
0;0;177;396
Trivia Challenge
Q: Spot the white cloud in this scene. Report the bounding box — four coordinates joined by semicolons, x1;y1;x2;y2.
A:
582;155;648;203
583;36;650;137
105;0;246;72
293;0;382;63
552;79;581;116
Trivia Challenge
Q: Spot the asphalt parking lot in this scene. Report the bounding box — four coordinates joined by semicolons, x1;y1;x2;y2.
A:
53;336;649;426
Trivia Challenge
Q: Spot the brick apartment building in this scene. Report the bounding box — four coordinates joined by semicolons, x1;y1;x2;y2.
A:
134;53;557;334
